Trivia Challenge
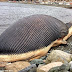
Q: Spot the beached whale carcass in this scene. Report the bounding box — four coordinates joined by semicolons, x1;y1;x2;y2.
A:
0;14;68;62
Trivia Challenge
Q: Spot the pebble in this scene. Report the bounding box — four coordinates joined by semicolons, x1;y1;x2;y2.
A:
30;59;45;65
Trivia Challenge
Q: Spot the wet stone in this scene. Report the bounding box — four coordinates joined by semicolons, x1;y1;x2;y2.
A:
40;56;47;60
30;59;45;65
48;63;70;72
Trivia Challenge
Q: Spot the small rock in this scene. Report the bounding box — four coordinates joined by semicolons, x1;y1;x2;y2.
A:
69;61;72;72
4;70;13;72
0;62;8;70
60;63;70;71
5;61;30;72
0;67;5;71
48;66;61;72
40;56;47;60
48;63;70;72
30;59;45;65
46;50;71;64
37;62;63;72
19;64;37;72
0;62;8;67
38;64;45;68
0;70;4;72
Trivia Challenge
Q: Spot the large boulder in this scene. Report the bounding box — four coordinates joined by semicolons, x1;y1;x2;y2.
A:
5;61;30;72
45;50;72;64
48;63;70;72
37;62;63;72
